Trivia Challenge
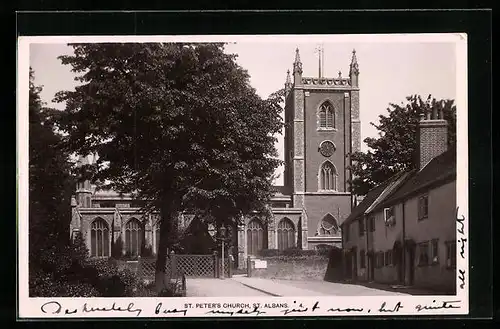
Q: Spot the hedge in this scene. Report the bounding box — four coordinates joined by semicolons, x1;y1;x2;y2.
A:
29;235;145;297
258;245;338;258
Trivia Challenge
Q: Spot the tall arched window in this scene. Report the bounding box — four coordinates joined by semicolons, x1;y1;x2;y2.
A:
319;102;335;128
318;214;339;236
320;161;338;190
247;219;265;255
90;218;110;257
277;218;295;250
125;218;143;256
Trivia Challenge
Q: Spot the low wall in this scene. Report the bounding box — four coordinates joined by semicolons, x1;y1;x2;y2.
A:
249;256;329;281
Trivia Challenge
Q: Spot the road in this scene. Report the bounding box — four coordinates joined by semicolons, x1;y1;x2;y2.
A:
185;277;410;297
186;278;271;297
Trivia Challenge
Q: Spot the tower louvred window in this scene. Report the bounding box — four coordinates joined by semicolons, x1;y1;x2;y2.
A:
319;102;335;128
320;161;338;191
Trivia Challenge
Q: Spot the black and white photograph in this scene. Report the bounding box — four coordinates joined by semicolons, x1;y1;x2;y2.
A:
18;34;468;318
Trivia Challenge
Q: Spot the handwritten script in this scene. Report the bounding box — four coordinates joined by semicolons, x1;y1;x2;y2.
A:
206;306;266;316
415;300;461;312
38;299;463;317
41;301;143;316
456;206;468;290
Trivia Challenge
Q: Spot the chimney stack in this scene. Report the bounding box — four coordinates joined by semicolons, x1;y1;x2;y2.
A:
417;107;448;169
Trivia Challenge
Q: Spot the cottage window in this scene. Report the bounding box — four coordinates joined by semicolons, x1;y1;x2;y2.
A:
431;239;439;264
384;207;396;226
418;242;430;266
446;241;457;268
376;251;384;268
368;216;375;232
90;218;110;257
418;195;429;220
358;218;365;236
384;250;393;266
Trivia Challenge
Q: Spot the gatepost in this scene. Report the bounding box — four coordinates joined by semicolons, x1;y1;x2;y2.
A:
213;251;219;278
170;251;177;278
247;256;252;277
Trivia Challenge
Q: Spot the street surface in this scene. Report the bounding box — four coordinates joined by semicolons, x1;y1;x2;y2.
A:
186;278;270;297
185;277;410;297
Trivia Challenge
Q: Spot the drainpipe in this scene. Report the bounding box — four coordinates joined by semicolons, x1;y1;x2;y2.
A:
364;215;369;281
402;201;406;285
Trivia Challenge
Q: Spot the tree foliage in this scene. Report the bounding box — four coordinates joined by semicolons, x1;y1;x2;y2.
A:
29;69;90;296
350;95;456;196
29;67;74;267
54;43;284;289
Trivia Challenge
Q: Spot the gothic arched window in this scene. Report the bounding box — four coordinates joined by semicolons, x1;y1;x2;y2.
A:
320;161;338;191
318;214;339;236
277;218;295;250
90;218;110;257
125;218;143;257
247;219;265;255
319;102;335;129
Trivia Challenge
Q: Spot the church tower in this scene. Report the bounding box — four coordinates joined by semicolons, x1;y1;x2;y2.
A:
75;154;93;208
283;48;361;249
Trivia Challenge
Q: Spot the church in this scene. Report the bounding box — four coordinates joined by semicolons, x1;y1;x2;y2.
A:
69;48;362;269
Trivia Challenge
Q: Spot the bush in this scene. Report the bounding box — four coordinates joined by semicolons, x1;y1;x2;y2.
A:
133;281;158;297
259;249;280;257
29;271;62;297
58;282;100;297
84;259;139;297
30;238;141;297
258;248;319;258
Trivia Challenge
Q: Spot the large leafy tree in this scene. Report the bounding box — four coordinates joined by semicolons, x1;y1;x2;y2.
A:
350;95;456;196
29;68;75;260
54;43;283;290
29;68;80;294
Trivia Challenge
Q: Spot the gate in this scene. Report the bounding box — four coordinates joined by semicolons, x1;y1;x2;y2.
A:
137;252;232;280
170;254;215;277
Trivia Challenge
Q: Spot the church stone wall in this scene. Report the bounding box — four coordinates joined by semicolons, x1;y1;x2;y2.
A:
304;194;351;238
304;90;347;193
351;90;361;153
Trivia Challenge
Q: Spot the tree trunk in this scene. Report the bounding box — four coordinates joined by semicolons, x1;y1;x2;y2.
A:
155;199;177;293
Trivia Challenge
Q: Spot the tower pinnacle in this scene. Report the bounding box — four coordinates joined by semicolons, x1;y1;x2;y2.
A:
294;47;301;63
286;69;291;84
293;48;303;75
284;69;292;95
350;49;359;75
349;49;359;87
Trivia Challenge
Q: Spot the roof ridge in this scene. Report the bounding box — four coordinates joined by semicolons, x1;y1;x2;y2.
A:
365;171;413;214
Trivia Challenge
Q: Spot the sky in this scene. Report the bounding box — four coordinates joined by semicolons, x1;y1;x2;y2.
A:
28;35;458;185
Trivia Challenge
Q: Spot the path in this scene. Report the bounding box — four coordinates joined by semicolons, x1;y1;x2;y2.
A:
266;279;410;296
186;276;410;297
185;278;271;297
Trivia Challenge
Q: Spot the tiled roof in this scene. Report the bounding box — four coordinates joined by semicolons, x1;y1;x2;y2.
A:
342;176;396;226
373;148;456;212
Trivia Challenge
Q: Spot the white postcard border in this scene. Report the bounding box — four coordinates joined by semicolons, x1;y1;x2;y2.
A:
17;33;469;318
